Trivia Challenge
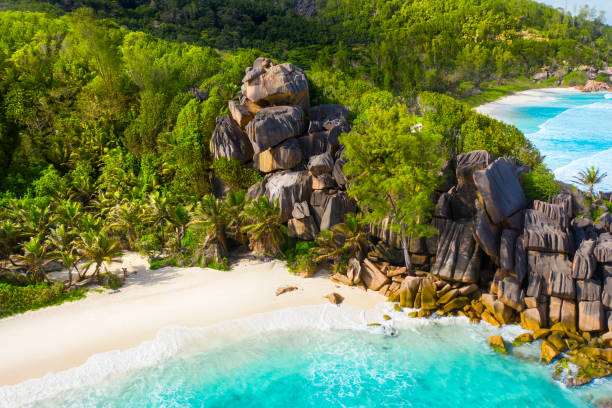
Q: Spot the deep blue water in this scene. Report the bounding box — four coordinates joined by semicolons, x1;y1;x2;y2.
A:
6;304;611;408
477;89;612;191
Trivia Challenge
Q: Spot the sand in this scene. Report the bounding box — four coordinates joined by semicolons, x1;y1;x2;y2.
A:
0;253;382;386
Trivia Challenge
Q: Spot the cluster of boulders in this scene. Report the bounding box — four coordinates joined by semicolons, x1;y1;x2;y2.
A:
533;63;612;87
211;57;356;239
374;149;612;385
210;57;612;386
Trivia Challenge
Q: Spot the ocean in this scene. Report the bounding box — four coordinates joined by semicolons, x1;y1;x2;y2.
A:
476;88;612;192
2;304;611;407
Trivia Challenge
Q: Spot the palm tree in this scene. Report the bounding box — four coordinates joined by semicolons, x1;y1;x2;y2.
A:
54;250;81;287
166;204;191;254
16;236;52;282
108;201;143;250
191;194;229;253
0;220;21;266
330;213;369;261
313;229;344;264
53;200;82;229
76;230;122;279
573;166;608;196
223;190;247;244
147;191;170;250
241;196;289;257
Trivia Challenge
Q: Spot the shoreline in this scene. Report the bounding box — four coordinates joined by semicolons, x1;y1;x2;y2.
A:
0;253;382;387
474;86;579;111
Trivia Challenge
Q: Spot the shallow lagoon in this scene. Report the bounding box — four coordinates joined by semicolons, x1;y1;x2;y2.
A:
3;304;612;407
476;88;612;191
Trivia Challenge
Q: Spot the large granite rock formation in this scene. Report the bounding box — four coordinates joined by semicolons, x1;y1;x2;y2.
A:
253;138;302;172
246;106;306;154
474;158;527;225
210;115;254;162
241;58;310;111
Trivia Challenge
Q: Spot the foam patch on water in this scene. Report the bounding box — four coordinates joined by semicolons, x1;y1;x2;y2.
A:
0;302;533;407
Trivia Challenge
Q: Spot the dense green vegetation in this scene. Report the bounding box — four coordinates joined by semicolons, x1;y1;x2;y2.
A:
7;0;612;99
0;0;604;313
0;282;86;318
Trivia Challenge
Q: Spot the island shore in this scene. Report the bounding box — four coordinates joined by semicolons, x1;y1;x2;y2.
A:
0;253;382;387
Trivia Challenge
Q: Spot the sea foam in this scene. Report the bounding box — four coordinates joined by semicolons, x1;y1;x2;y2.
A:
0;303;527;407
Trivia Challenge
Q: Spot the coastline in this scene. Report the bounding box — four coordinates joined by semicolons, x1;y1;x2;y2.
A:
0;253;382;387
474;86;579;112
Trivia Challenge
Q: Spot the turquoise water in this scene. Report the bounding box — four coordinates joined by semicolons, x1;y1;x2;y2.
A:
5;305;612;408
476;89;612;191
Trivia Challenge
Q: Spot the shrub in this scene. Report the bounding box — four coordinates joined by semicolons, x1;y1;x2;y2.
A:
521;163;562;202
98;272;123;290
0;282;86;318
213;158;262;190
563;71;588;87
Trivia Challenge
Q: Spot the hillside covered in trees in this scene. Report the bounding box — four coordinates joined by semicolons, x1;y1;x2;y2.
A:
0;1;609;318
6;0;612;96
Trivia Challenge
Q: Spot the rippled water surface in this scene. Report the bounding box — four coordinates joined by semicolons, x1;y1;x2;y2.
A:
6;305;611;408
476;89;612;191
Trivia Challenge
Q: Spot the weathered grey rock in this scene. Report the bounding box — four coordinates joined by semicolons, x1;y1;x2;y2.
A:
474;158;527;225
523;210;571;254
551;193;573;219
292;201;311;219
504;210;525;231
572;239;596;280
347;258;362;284
572;217;597;248
296;132;327;160
560;299;577;332
246;106;306;154
547;267;575;300
210;115;254;162
246;181;265;200
500;229;518;271
228;100;254;128
579;301;605;332
320;191;356;231
456;150;493;186
369;217;402;250
432;221;481;283
594;233;612;263
513;236;528;283
241;61;309;111
434;193;452;219
474;210;500;264
549;296;563;325
308;104;349;133
332;155;348;188
426;218;450;256
528;251;573;298
311;173;336;190
576;279;602;301
448;184;479;220
253;139;302;172
264;171;312;221
307;152;334;176
361;259;390;291
597;212;612;232
603;277;612;309
526;273;544;298
533;200;570;230
498;276;524;311
288;216;319;241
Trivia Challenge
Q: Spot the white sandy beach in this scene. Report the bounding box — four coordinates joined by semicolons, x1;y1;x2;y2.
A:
0;253;382;387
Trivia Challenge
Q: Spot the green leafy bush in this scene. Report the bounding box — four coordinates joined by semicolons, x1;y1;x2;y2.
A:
213;158;262;190
97;272;124;290
563;72;588;87
521;163;562;202
0;282;86;318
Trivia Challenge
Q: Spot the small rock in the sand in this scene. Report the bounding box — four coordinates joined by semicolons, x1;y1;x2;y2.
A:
275;286;298;296
325;292;344;304
383;314;391;321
